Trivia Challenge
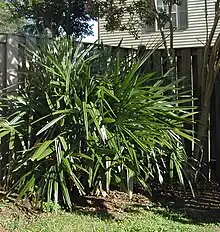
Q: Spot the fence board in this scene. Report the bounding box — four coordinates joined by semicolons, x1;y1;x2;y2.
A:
212;74;220;181
152;50;161;76
0;43;6;89
180;49;193;157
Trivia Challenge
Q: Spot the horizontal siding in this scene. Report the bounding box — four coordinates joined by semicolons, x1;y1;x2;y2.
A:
99;0;220;49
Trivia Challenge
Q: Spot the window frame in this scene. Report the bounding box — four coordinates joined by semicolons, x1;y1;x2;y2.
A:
155;0;179;31
145;0;188;33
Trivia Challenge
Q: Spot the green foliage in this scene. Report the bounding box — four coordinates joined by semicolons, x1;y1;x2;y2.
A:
0;38;195;209
0;1;24;33
42;201;61;213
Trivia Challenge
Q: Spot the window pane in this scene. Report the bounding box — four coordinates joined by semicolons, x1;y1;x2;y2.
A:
172;13;177;28
178;0;188;29
172;4;177;12
157;0;163;7
163;4;168;12
164;22;169;29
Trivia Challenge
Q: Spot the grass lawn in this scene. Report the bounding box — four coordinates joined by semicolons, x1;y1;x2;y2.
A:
0;205;220;232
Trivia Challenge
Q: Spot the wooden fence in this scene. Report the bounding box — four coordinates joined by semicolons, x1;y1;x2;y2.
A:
0;34;219;182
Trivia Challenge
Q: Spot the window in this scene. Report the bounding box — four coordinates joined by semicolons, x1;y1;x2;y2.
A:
156;0;178;29
145;0;188;32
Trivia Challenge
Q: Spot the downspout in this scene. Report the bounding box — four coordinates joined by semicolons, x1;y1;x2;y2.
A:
98;17;100;44
98;2;101;44
205;0;208;42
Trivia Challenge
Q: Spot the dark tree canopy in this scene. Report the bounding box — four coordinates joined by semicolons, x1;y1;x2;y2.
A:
6;0;95;38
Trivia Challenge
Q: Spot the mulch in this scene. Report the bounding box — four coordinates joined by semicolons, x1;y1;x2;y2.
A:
72;190;151;218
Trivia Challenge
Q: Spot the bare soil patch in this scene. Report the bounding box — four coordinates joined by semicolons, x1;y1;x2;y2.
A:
73;190;151;218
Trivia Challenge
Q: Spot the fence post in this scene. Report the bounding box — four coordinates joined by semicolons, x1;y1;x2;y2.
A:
6;35;20;89
0;35;7;90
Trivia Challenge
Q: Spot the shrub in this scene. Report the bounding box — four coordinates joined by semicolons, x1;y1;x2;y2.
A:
0;38;195;209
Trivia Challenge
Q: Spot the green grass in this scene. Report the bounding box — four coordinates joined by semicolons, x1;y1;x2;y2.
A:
0;206;220;232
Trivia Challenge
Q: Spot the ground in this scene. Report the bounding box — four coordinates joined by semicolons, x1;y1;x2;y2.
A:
1;183;220;231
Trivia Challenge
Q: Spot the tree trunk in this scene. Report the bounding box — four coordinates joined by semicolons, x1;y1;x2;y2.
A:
194;0;220;180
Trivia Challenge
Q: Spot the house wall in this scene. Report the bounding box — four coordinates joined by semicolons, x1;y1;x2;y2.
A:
99;0;220;49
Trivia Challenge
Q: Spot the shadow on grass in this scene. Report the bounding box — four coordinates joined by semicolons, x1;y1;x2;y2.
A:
150;182;220;224
152;207;220;225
